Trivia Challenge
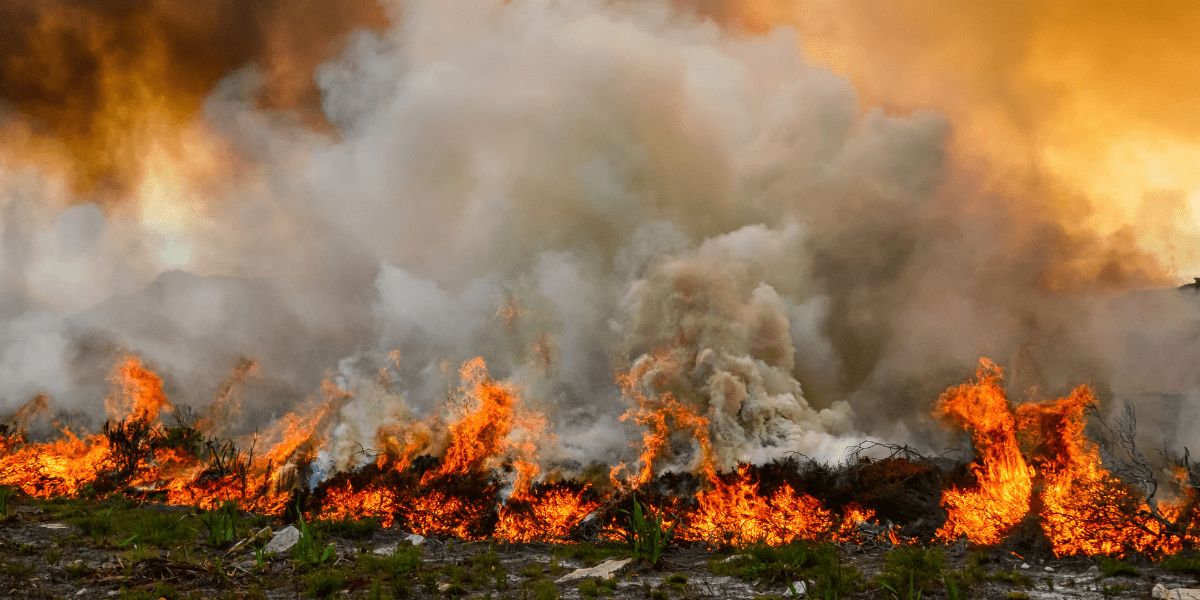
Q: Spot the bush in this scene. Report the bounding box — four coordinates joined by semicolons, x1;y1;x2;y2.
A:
1162;552;1200;576
1095;555;1139;577
620;499;674;565
876;547;945;596
305;568;346;598
532;580;558;600
0;486;15;518
711;541;861;597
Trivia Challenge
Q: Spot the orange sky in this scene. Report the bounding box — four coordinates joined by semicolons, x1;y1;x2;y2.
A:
697;0;1200;275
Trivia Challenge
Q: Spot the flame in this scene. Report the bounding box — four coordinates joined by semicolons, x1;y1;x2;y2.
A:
675;464;836;547
316;482;399;528
934;360;1034;545
617;352;715;486
107;355;173;424
1018;388;1176;556
4;352;1198;554
495;484;600;543
934;358;1197;554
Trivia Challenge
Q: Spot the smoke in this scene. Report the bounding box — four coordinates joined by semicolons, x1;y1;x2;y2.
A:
0;0;1193;477
0;0;388;194
678;0;1200;271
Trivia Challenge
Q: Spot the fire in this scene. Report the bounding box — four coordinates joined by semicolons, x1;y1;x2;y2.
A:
108;356;173;424
934;360;1034;545
495;484;600;543
316;481;400;529
935;359;1197;555
616;352;715;486
425;358;546;491
1019;388;1176;556
675;464;837;547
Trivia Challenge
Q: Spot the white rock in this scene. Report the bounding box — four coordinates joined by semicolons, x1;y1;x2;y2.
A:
556;558;633;583
373;544;398;557
40;523;69;530
1020;563;1030;569
406;534;426;546
1044;566;1054;572
75;589;87;597
1163;587;1200;600
263;525;301;554
1154;584;1169;599
1086;565;1101;573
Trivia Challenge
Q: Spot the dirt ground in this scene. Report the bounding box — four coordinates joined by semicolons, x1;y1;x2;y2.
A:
0;500;1194;600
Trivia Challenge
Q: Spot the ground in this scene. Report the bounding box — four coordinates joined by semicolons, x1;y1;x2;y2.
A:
0;498;1195;600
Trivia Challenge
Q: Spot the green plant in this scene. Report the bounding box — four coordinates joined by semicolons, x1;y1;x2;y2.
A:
1100;582;1127;598
0;486;15;518
313;517;381;540
578;579;599;597
521;562;544;579
305;568;346;598
72;504;117;543
1163;552;1200;576
254;546;274;570
357;546;422;578
1;562;33;578
366;579;386;600
711;541;861;598
292;513;336;569
65;561;91;578
986;570;1032;588
944;575;961;600
195;501;238;548
532;580;558;600
876;547;944;596
1003;592;1030;600
420;572;439;595
619;498;674;565
47;548;63;565
879;572;923;600
471;546;507;590
1095;555;1139;577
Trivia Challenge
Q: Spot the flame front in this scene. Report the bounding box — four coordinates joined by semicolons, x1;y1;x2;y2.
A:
934;360;1034;545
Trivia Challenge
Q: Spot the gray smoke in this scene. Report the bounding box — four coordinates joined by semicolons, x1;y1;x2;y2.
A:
0;0;1190;479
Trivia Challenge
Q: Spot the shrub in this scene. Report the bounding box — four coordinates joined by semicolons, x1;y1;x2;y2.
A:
1095;555;1139;577
711;541;861;598
305;569;346;598
876;547;945;596
620;499;674;565
532;580;558;600
0;486;15;518
1162;552;1200;576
